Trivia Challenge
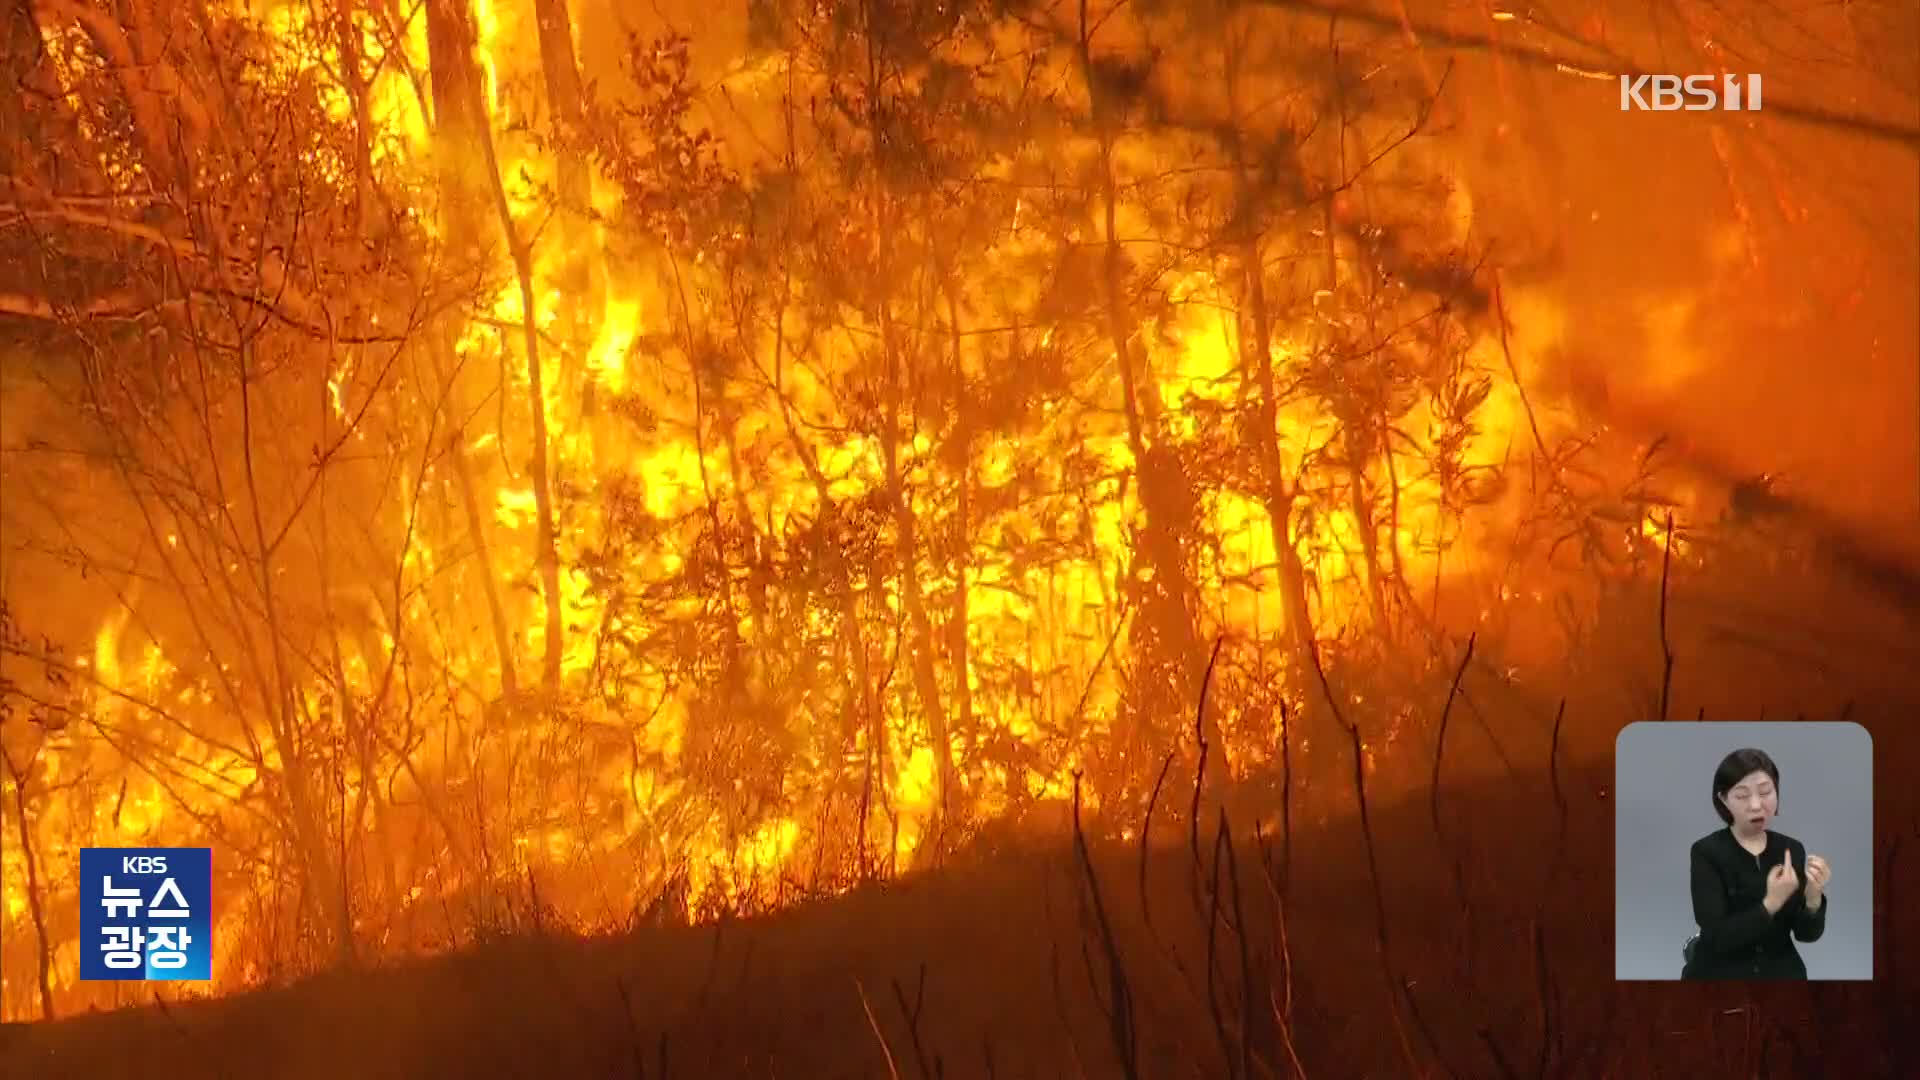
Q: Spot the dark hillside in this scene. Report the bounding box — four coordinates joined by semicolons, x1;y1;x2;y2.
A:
3;740;1909;1079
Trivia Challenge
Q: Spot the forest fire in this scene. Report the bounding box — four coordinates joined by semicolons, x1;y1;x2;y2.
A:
2;0;1917;1076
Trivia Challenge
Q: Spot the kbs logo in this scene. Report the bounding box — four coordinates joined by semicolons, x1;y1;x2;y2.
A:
79;847;212;981
1620;74;1763;112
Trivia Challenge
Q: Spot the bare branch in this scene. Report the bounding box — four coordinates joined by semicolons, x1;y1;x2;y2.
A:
1246;0;1919;148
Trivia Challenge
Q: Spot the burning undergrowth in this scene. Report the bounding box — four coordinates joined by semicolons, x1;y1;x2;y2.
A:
2;601;1914;1077
0;0;1915;1046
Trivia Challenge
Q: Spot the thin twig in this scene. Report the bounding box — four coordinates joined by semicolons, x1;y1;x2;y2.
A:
1547;700;1567;828
1658;511;1676;720
1140;748;1176;934
1073;772;1140;1080
1223;810;1256;1080
1428;633;1477;832
1280;701;1293;898
149;994;223;1079
1538;700;1569;1077
4;755;54;1022
1205;818;1235;1077
614;977;648;1080
1478;1027;1521;1079
1253;823;1305;1079
1536;699;1566;1068
1532;919;1554;1080
1400;982;1459;1080
1305;640;1424;1076
1490;272;1551;462
891;964;934;1080
1191;635;1228;911
1430;633;1478;991
1245;0;1920;149
854;976;903;1080
1048;940;1091;1079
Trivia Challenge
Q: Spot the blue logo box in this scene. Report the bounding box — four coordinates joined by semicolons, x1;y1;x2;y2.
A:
79;848;212;981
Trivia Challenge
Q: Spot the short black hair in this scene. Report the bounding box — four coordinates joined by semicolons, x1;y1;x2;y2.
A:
1711;748;1780;824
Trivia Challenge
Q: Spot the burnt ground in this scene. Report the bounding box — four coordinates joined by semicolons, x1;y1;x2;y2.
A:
1;724;1912;1080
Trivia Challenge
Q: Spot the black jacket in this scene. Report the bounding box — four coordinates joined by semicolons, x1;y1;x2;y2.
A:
1681;828;1827;980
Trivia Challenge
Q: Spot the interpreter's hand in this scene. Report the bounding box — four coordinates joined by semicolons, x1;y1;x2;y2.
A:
1764;853;1800;912
1804;854;1831;905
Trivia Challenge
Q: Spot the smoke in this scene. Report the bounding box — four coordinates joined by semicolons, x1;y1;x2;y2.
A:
1443;44;1919;536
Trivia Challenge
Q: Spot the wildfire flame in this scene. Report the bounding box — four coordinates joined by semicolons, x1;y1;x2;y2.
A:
0;0;1736;1017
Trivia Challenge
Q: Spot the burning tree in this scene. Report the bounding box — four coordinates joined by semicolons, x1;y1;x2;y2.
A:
0;0;1518;1012
7;0;1905;1024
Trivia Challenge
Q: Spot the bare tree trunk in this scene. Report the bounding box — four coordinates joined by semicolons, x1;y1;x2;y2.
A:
424;0;522;700
531;0;602;380
1076;0;1210;763
668;254;754;724
1;0;56;175
426;0;489;178
314;392;360;970
759;273;886;863
436;345;522;699
722;420;770;630
74;344;350;961
474;75;566;695
778;386;884;860
877;319;956;826
331;5;377;221
1221;49;1320;707
943;284;975;757
1347;435;1390;631
428;0;563;693
104;0;194;189
767;77;885;868
4;754;54;1021
1317;35;1391;638
237;351;352;966
860;23;955;827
